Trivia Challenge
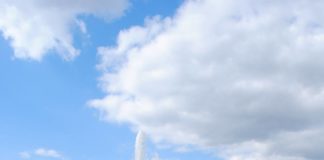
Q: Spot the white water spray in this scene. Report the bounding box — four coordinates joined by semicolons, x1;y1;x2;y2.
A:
135;130;146;160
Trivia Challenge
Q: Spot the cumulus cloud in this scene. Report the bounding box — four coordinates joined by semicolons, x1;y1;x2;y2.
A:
19;148;64;159
90;0;324;159
19;151;31;159
0;0;129;60
35;148;63;159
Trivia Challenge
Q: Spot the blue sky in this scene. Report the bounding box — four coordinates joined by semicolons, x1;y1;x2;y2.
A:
2;0;324;160
0;0;216;160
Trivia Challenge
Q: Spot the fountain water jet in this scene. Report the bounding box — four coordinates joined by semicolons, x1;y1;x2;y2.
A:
135;130;146;160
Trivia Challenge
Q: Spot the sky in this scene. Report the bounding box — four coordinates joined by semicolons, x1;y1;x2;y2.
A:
1;0;324;160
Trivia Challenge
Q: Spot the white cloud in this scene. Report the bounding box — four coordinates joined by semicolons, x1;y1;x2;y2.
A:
90;0;324;159
19;151;31;159
35;148;63;159
19;148;64;159
0;0;129;60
